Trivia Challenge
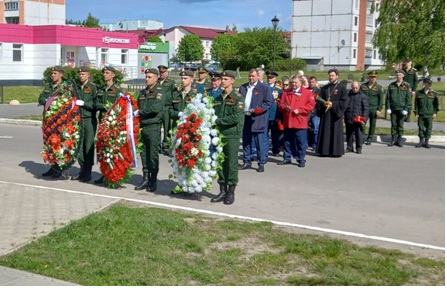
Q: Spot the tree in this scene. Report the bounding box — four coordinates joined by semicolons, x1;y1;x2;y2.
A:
373;0;445;69
147;35;162;43
210;34;237;66
177;34;204;62
83;13;101;28
233;27;290;70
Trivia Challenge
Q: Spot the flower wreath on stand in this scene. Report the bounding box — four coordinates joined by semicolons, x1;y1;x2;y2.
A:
96;92;141;189
169;93;224;195
41;81;83;175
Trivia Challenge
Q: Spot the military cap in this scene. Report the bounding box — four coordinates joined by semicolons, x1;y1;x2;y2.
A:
157;65;168;72
198;67;208;73
266;70;279;77
367;70;378;77
208;71;221;79
423;77;433;83
78;66;90;73
403;58;412;64
396;69;405;74
51;66;64;73
179;70;194;77
221;70;236;79
145;68;159;75
102;66;116;73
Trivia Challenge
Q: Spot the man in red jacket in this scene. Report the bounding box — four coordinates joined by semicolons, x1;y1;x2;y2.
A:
278;75;315;167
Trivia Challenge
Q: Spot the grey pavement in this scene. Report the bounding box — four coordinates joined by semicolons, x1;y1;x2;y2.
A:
0;103;445;286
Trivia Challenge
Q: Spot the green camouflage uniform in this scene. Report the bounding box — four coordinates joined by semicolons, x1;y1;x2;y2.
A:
158;77;177;153
386;81;412;136
360;81;383;142
415;88;439;139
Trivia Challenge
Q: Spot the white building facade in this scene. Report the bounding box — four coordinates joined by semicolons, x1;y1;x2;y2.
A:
102;19;163;32
0;0;65;25
291;0;384;71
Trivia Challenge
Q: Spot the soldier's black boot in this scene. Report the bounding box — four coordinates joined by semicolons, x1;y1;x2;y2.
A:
211;184;227;203
147;173;157;192
135;172;149;190
388;135;396;147
51;169;62;178
415;138;424;148
224;185;236;205
396;135;403;147
42;167;54;177
71;166;84;181
424;138;431;149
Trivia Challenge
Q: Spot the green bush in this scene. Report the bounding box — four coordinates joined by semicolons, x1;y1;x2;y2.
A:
275;58;307;72
42;66;124;86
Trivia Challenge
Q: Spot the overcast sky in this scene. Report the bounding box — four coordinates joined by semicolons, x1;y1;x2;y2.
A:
66;0;291;31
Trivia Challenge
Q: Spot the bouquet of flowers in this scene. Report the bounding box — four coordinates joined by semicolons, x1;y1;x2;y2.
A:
169;93;224;194
96;92;140;188
41;81;82;172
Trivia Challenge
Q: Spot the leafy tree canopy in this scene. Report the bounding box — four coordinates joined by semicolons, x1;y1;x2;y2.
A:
147;35;162;43
66;13;101;29
177;34;204;62
373;0;445;68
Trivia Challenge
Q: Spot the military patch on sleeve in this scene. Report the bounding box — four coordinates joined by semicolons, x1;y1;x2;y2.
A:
237;102;244;109
156;93;163;99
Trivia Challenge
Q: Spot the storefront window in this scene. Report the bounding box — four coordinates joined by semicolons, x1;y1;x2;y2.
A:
13;44;23;62
101;48;108;64
121;49;128;64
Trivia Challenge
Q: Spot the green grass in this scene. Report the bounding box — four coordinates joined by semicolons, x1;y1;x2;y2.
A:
0;203;444;286
1;86;43;104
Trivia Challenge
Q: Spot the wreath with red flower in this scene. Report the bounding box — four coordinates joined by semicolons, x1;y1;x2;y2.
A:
41;81;83;172
96;92;140;188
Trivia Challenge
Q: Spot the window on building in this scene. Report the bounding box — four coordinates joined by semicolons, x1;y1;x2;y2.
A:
373;49;377;59
13;44;23;62
366;49;372;58
353;49;357;59
101;48;108;64
5;17;19;24
354;16;358;26
366;32;373;42
353;33;357;42
4;1;19;11
376;3;380;11
121;49;128;64
375;19;379;28
355;0;359;9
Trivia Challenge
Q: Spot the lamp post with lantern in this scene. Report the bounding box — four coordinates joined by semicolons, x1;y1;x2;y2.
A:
271;15;280;71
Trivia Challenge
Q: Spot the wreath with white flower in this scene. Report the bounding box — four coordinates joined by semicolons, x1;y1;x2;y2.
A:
169;93;224;194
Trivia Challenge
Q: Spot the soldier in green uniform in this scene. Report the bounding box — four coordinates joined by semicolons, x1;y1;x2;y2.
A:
196;67;210;93
94;66;124;184
210;70;245;205
157;65;177;156
360;70;384;145
385;69;412;147
39;66;68;178
71;66;97;182
134;68;166;192
402;58;419;122
169;70;198;123
414;77;439;149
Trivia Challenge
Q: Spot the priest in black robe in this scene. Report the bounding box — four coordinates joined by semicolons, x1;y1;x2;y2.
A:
316;68;349;157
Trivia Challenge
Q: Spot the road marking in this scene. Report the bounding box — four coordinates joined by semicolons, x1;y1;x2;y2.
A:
0;180;444;251
0;136;13;139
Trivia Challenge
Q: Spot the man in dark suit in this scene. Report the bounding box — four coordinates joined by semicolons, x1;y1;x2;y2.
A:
238;68;272;172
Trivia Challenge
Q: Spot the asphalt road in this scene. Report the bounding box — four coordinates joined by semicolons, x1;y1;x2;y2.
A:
0;123;444;259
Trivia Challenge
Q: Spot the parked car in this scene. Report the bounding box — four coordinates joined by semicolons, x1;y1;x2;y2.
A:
169;63;183;71
206;64;218;71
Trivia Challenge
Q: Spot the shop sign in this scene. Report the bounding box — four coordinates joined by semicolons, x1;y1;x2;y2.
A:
102;36;131;44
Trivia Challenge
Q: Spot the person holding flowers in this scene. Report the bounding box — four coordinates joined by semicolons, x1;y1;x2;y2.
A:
344;81;369;154
71;66;97;182
168;70;198;122
94;66;124;184
39;66;69;178
211;70;245;205
134;68;166;192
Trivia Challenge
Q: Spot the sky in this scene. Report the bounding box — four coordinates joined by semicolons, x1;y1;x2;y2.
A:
65;0;292;31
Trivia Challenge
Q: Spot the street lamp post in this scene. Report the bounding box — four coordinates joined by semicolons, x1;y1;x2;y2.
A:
271;15;279;71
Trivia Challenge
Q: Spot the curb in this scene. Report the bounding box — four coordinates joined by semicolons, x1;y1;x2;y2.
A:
0;118;444;144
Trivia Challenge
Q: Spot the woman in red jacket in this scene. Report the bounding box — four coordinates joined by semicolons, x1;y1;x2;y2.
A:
277;75;315;167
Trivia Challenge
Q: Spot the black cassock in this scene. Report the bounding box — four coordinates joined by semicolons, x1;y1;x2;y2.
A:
316;81;349;156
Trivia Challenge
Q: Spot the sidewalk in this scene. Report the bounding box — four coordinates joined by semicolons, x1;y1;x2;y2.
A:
0;265;79;286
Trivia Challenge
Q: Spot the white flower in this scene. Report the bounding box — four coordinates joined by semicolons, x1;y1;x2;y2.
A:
210;129;218;137
211;137;220;146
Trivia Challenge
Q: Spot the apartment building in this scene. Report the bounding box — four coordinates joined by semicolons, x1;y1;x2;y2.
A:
291;0;384;70
0;0;65;25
